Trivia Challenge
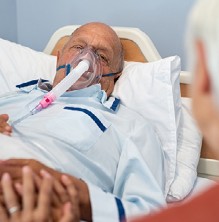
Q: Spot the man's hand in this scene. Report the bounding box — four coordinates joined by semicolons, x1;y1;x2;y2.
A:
0;159;92;221
0;114;12;136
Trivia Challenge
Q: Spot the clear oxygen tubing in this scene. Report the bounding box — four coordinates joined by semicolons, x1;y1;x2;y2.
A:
11;124;67;173
31;59;90;115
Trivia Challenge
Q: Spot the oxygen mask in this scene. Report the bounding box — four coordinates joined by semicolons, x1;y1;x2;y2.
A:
59;48;103;91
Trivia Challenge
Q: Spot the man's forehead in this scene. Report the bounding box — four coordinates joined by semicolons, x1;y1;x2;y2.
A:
69;31;114;51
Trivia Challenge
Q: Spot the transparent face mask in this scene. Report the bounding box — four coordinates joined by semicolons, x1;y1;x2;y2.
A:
57;48;103;90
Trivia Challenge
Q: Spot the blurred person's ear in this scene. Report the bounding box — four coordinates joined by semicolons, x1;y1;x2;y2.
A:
193;40;219;156
195;40;211;94
192;40;213;134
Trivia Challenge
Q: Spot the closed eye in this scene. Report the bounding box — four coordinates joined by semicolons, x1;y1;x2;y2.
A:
69;45;84;53
96;53;109;66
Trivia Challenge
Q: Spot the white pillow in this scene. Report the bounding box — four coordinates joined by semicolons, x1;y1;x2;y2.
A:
167;97;202;202
112;56;182;197
0;38;56;95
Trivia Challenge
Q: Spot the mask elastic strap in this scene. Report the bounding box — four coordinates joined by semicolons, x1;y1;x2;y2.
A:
57;65;122;78
56;64;71;76
56;64;65;71
102;70;122;78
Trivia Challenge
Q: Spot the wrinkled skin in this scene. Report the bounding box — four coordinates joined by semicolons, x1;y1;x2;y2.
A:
53;22;123;97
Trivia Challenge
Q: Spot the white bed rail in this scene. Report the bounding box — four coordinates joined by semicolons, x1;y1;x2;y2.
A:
198;158;219;180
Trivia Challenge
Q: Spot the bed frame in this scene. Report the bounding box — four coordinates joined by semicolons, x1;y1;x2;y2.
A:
43;25;219;181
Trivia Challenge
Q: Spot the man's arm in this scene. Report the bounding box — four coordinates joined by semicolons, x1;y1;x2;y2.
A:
84;137;166;222
0;159;92;221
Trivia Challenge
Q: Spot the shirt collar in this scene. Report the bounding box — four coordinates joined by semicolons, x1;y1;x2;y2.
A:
16;79;120;112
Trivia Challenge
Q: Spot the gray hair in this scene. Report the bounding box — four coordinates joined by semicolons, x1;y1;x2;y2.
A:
186;0;219;106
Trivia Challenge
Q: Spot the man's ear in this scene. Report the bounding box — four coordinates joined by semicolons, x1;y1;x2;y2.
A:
114;72;122;83
196;40;211;93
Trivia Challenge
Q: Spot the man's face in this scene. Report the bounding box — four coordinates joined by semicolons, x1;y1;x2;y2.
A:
53;23;120;90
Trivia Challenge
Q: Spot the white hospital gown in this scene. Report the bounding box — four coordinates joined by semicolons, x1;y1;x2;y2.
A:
0;81;166;222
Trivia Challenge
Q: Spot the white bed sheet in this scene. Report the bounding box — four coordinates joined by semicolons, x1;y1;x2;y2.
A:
167;176;215;205
186;176;216;200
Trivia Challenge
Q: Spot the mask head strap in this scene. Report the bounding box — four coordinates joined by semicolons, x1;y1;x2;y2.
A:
56;64;71;76
102;70;122;78
57;64;122;80
56;64;65;71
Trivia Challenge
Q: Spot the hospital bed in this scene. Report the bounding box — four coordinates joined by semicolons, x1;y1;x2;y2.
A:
0;24;218;203
44;25;219;182
44;25;219;202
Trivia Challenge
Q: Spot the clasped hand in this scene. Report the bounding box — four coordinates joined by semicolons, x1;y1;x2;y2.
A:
0;165;80;222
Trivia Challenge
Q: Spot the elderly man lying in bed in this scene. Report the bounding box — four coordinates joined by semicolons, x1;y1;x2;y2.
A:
0;22;165;222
